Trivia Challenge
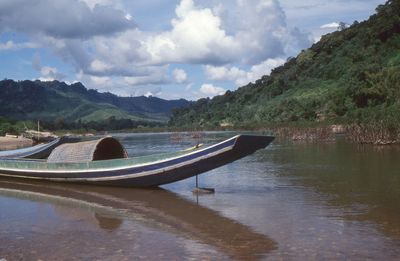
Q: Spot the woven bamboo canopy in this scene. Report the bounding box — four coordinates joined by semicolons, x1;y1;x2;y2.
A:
47;137;128;163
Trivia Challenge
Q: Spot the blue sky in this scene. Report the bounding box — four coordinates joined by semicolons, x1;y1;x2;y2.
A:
0;0;386;100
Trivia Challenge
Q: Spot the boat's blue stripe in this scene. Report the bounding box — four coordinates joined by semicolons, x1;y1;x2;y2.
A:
0;137;236;179
101;137;236;177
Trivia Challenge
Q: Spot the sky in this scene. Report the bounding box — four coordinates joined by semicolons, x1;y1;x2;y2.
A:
0;0;386;100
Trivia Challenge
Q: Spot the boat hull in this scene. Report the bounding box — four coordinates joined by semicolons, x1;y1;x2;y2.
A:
0;136;79;159
0;135;274;187
92;135;274;187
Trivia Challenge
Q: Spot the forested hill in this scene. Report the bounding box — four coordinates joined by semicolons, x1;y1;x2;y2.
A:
0;79;190;124
170;0;400;129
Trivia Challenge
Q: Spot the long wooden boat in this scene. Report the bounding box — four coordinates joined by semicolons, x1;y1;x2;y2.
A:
0;137;62;159
0;135;274;187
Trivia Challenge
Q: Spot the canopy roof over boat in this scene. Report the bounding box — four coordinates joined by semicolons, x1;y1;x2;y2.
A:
47;137;127;163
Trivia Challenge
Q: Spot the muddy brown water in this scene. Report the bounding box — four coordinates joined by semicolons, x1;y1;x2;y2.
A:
0;132;399;260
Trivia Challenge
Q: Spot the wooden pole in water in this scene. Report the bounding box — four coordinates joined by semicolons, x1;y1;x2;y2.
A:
192;174;215;194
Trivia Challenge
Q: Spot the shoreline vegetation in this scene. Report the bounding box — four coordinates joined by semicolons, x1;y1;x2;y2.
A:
4;112;396;146
268;124;399;145
1;116;399;146
167;1;400;145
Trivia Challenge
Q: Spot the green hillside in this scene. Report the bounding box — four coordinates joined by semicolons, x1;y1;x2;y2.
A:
0;80;190;126
170;0;400;132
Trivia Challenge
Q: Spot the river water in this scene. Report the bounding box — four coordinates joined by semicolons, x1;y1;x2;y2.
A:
0;132;400;260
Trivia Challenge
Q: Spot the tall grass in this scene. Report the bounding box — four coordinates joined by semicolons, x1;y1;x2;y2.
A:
346;123;400;145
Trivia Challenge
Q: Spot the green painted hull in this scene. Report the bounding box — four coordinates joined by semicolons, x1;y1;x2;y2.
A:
0;135;274;187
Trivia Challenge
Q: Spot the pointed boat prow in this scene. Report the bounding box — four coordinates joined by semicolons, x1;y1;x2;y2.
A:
0;134;274;187
232;134;275;154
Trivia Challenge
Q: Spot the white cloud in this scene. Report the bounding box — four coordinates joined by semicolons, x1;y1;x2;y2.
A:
199;83;225;97
89;75;111;86
76;70;112;90
136;0;311;65
75;71;163;97
123;74;168;86
205;58;285;86
320;22;340;29
173;69;188;83
31;53;65;81
81;0;122;10
61;0;310;79
204;65;246;83
243;58;286;85
49;0;310;96
0;0;135;39
125;13;133;21
0;40;39;51
320;22;349;32
38;66;65;81
142;0;238;65
1;0;317;98
280;0;384;42
144;91;154;97
90;59;113;73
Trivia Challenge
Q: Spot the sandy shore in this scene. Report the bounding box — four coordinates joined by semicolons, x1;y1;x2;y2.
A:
0;136;33;150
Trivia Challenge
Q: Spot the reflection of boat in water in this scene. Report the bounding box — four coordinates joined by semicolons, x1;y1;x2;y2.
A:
0;135;274;187
0;179;276;260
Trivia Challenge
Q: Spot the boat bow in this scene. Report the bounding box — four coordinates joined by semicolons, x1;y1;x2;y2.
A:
0;134;274;187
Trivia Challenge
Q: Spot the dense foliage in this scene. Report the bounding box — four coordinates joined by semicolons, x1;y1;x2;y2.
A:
0;80;190;126
40;116;164;132
0;117;36;136
0;116;164;134
170;0;400;131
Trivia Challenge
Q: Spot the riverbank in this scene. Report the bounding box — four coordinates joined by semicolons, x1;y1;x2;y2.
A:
163;123;400;145
5;122;399;146
259;124;399;145
0;136;33;150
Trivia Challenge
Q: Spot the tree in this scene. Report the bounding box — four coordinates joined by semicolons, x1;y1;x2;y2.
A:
338;22;347;31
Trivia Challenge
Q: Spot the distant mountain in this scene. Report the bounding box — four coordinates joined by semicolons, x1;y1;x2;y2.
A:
170;0;400;129
0;79;190;123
